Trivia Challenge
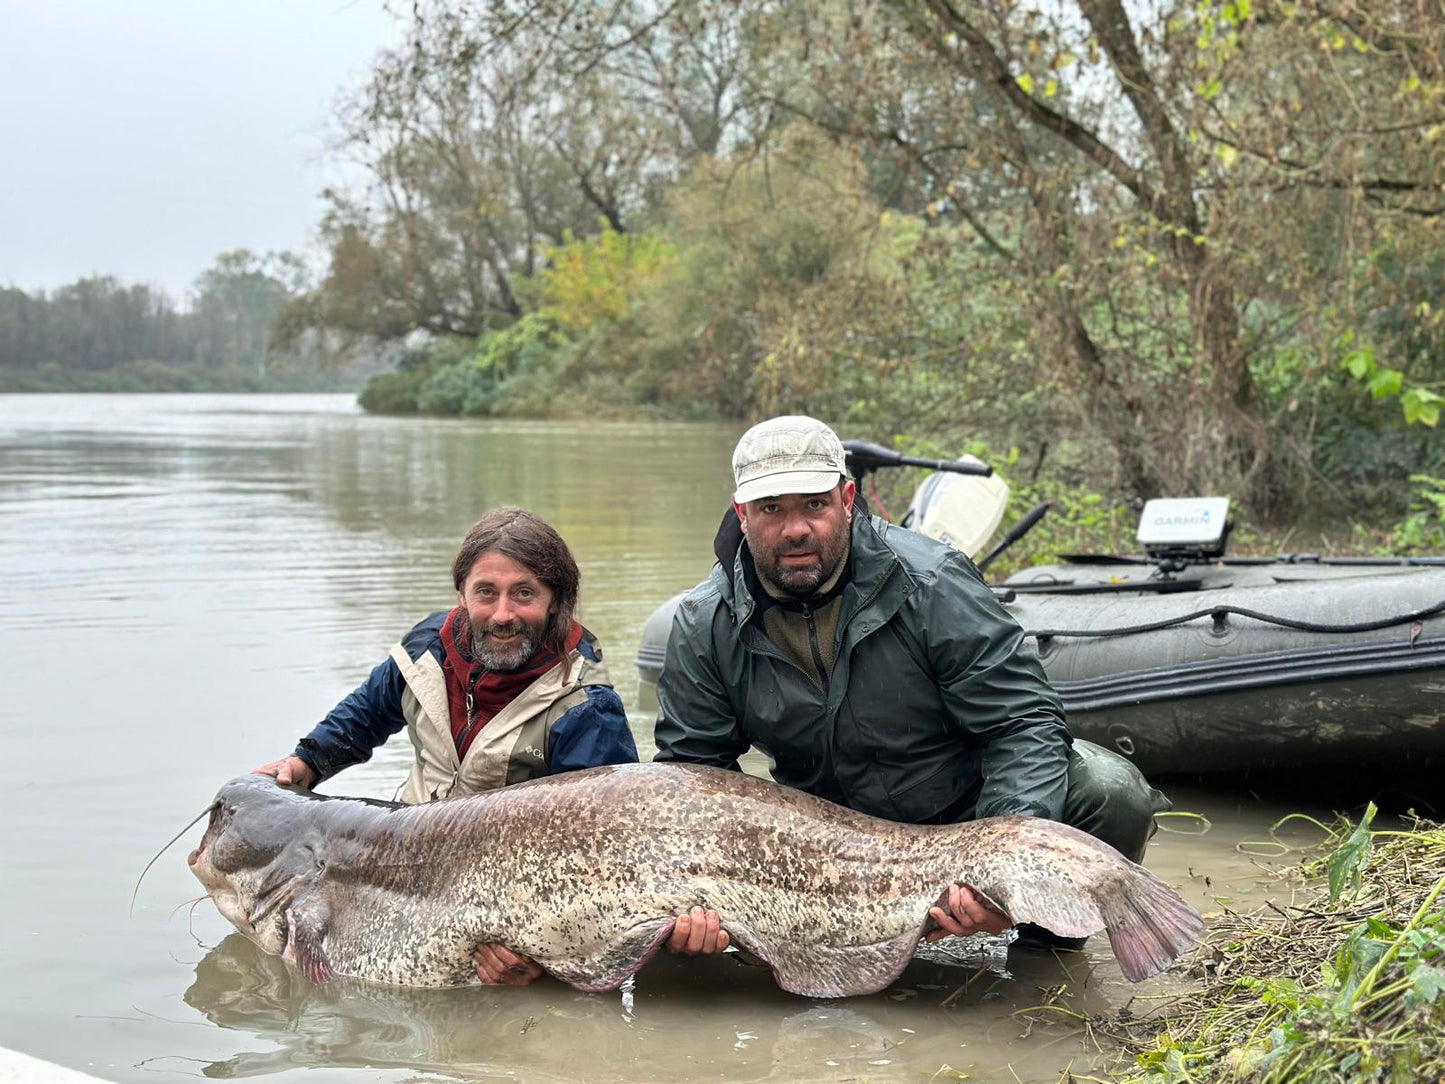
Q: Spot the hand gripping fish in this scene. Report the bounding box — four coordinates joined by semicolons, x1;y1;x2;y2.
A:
189;763;1202;997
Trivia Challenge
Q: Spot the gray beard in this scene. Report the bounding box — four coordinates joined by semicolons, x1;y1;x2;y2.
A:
470;620;542;672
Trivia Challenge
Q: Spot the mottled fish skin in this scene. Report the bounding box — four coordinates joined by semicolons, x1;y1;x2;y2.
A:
189;763;1202;996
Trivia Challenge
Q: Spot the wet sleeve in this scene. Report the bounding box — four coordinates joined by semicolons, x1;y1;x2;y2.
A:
654;595;750;771
293;656;409;782
924;554;1071;820
548;686;639;773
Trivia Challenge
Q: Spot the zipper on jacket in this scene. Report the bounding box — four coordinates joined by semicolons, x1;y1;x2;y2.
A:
801;602;830;697
824;556;899;809
456;682;482;753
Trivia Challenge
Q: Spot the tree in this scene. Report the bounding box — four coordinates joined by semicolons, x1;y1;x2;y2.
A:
191;250;306;376
285;3;746;346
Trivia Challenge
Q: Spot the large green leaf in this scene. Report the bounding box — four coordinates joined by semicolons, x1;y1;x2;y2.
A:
1327;802;1377;903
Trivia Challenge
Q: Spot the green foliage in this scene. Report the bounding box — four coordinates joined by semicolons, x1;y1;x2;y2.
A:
1340;339;1441;428
1389;476;1445;553
192;249;307;376
327;0;1445;525
1327;801;1376;904
0;255;339;392
538;226;674;332
1122;813;1445;1084
429;315;573;416
363;318;577;417
1402;388;1445;428
356;370;427;414
414;361;490;416
635;130;896;418
959;476;1138;579
358;339;467;413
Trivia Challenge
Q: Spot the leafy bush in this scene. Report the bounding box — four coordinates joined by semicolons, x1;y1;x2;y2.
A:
358;338;472;413
416;315;573;416
1390;475;1445;553
415;362;490;415
538;226;674;332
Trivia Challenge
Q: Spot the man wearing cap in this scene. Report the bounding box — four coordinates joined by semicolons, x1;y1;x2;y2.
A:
654;415;1168;953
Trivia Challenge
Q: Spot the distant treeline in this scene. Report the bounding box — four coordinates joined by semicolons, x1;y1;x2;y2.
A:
0;251;371;393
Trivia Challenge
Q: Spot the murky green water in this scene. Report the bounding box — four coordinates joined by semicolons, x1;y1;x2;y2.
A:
0;394;1331;1083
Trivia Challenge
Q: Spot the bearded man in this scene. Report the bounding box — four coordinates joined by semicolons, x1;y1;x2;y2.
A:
654;415;1168;957
255;507;638;987
256;507;636;802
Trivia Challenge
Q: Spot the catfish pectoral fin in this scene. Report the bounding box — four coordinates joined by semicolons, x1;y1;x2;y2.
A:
728;946;769;970
284;904;335;984
544;917;677;993
753;924;922;999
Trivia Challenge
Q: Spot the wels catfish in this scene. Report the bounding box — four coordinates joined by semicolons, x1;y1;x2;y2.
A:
189;762;1202;996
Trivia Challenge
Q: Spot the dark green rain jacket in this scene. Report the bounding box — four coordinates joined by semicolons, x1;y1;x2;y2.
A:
655;506;1072;824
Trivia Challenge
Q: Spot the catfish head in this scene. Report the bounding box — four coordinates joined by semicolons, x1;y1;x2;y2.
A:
189;775;329;955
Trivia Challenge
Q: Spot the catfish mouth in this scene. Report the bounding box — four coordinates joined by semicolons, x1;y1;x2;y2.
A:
187;801;228;878
190;851;291;956
186;785;291;952
188;841;260;942
188;813;243;925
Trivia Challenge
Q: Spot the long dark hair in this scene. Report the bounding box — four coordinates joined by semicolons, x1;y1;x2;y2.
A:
451;508;580;658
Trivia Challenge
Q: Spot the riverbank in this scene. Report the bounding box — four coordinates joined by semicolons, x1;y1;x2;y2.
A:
0;362;362;394
1095;809;1445;1083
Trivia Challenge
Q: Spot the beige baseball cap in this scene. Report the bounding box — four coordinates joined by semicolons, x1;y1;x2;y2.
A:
732;415;848;504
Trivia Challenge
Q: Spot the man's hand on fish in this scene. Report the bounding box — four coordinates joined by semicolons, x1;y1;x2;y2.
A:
474;943;546;985
667;905;731;955
253;756;317;789
925;884;1012;941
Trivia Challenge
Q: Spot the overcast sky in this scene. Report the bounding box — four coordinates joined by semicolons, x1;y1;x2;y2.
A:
1;0;402;300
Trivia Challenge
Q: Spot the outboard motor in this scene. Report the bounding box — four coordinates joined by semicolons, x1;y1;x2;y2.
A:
899;458;1010;560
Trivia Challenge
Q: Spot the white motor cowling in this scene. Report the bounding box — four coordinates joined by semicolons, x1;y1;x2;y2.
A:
901;456;1010;560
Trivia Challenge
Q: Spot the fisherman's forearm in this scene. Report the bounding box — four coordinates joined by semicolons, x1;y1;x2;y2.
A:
974;720;1071;820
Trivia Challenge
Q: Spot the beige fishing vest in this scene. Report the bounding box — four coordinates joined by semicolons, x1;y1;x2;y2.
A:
387;642;613;804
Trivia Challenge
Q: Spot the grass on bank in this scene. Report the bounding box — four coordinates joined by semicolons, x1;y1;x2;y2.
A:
1094;807;1445;1084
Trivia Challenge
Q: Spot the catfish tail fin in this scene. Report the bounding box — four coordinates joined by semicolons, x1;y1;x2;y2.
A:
961;817;1203;982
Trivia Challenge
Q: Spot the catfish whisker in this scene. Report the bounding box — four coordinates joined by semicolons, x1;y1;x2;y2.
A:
186;898;210;948
169;895;208;922
131;801;219;918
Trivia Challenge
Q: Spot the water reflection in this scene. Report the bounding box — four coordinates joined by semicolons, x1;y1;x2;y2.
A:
183;933;1111;1083
188;935;606;1080
187;936;866;1082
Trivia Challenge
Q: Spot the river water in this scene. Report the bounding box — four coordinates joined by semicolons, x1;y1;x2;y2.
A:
0;394;1334;1083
